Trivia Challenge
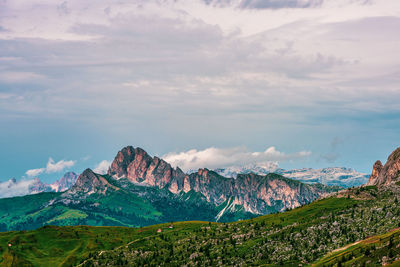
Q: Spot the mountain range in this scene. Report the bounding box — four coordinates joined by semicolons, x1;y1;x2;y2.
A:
29;172;78;193
0;146;339;231
1;146;400;266
4;155;366;200
0;172;78;199
214;165;369;187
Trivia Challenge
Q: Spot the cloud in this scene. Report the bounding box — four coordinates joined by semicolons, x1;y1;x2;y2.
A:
0;0;399;174
93;160;111;174
162;146;311;171
0;178;35;198
25;168;45;177
1;0;399;122
25;158;76;177
46;158;75;173
204;0;325;9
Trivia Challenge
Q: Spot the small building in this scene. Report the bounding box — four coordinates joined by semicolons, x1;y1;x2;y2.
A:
157;228;162;233
8;244;11;247
169;225;174;229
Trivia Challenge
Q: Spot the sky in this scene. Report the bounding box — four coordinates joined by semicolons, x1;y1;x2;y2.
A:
1;0;399;187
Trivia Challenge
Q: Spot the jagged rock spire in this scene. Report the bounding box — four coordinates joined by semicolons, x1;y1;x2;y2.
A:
366;147;400;186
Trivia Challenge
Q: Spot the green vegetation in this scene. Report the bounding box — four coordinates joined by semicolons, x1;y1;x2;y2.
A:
2;185;400;266
0;192;61;231
313;228;400;266
66;186;400;266
0;223;210;267
0;176;254;232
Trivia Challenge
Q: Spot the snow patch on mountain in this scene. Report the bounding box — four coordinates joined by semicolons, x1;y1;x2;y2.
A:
213;164;369;188
213;162;279;178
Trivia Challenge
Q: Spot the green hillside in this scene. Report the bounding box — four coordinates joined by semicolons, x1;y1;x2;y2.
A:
2;184;400;266
0;223;209;267
313;228;400;266
0;176;254;232
0;197;354;267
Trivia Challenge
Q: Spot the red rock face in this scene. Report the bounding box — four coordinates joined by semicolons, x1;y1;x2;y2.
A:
71;169;118;195
107;146;327;214
367;147;400;186
367;160;383;186
108;146;186;191
108;146;136;178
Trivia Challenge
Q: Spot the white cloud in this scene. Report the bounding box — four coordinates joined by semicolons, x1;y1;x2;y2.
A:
0;179;36;198
25;168;45;177
93;160;111;174
1;0;399;120
45;158;75;173
25;158;76;177
162;146;311;171
0;0;399;173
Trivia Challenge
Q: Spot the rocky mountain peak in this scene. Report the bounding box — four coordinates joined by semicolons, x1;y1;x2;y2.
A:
108;146;153;178
367;147;400;186
107;146;186;191
71;168;118;195
105;145;339;214
74;168;98;187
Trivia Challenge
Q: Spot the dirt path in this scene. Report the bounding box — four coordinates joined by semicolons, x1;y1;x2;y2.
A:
330;240;361;254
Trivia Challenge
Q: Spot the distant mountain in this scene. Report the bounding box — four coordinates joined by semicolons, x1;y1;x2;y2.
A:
277;167;369;187
214;165;369;187
0;172;78;199
28;178;52;193
0;146;339;231
29;172;78;194
49;172;78;192
213;162;279;178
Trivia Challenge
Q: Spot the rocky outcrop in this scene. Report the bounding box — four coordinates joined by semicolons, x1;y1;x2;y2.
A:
185;170;324;214
108;146;186;192
108;146;334;214
367;147;400;186
70;169;119;195
366;160;383;186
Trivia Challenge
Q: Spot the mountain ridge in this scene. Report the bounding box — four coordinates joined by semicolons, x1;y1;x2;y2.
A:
107;146;339;214
0;145;340;231
214;165;369;188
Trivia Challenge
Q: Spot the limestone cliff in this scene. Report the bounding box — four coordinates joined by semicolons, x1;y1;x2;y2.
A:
108;146;334;214
367;147;400;186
